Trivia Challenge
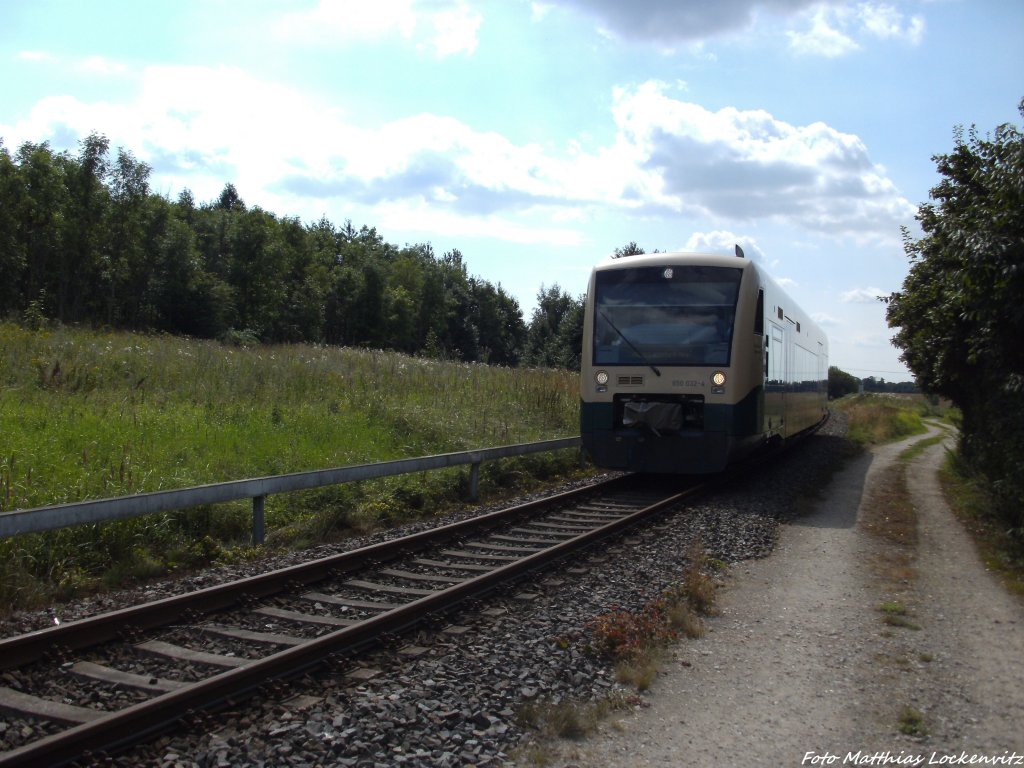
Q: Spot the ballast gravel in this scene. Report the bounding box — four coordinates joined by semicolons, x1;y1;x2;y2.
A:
0;418;848;766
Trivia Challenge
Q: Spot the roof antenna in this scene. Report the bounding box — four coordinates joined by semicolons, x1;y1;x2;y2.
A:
735;244;745;259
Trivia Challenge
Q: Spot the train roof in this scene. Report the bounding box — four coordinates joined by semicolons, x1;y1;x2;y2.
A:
592;251;754;271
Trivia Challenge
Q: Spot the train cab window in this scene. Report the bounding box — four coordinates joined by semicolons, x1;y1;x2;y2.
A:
754;289;764;335
593;266;742;366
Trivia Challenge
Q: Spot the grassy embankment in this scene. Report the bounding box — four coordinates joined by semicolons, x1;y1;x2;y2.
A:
0;322;585;613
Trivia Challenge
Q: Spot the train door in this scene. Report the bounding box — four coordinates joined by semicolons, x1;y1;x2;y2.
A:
765;323;785;436
818;341;826;395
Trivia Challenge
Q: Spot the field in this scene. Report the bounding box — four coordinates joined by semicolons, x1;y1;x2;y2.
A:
0;323;583;611
830;392;947;445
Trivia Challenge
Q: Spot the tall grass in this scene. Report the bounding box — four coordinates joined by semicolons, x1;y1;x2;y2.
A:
832;393;947;446
0;322;583;612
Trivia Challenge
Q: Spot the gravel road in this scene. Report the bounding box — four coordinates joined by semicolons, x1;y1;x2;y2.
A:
547;425;1024;767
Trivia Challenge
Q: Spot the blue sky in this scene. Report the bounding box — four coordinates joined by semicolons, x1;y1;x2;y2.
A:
2;0;1022;380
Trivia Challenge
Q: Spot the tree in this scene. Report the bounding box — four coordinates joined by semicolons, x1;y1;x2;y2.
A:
886;100;1024;531
827;366;860;399
216;183;245;212
525;284;583;368
472;279;525;366
614;241;645;258
106;147;152;325
62;133;111;323
0;141;26;315
12;141;69;321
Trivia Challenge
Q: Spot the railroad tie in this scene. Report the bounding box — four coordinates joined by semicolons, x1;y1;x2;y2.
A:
0;685;105;725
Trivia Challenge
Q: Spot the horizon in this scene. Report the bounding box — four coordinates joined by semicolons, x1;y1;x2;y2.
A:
3;1;1022;380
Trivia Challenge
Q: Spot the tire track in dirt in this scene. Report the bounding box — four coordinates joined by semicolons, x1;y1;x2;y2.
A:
542;425;1024;767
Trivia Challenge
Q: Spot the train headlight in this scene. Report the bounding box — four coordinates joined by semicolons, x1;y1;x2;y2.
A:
595;370;609;385
712;371;726;386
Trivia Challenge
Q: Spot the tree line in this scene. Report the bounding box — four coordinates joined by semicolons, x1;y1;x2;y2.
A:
827;367;919;399
0;133;584;368
886;100;1024;535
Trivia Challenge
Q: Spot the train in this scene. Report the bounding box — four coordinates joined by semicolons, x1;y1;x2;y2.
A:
580;248;828;473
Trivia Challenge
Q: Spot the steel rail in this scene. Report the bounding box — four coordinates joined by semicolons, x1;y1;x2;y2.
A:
0;479;701;768
0;475;631;671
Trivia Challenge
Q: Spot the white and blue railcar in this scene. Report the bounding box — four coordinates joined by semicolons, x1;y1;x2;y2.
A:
580;250;828;474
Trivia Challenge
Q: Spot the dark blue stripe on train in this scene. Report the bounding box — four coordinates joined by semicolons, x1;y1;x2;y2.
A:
580;386;763;474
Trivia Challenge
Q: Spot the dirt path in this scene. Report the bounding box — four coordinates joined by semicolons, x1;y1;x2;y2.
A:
545;426;1024;767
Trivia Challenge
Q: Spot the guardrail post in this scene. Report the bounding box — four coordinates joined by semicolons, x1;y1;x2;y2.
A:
252;495;266;545
469;462;480;503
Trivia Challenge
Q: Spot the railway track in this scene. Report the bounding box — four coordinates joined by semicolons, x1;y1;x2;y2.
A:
0;474;707;766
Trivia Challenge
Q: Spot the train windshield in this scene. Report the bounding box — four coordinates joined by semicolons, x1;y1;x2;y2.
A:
593;265;742;366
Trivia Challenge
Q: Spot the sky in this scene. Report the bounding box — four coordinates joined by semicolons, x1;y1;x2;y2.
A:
1;0;1022;381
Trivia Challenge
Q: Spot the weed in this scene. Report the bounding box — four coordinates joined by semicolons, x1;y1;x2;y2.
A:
940;453;1024;597
587;545;718;691
511;743;554;767
666;600;705;639
515;692;634;742
101;548;165;587
882;614;921;631
544;701;592;740
898;705;927;737
589;602;678;662
615;654;660;691
878;600;907;615
679;540;718;616
515;700;592;740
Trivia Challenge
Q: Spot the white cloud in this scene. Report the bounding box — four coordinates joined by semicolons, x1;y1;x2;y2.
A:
427;3;483;56
683;230;766;260
787;5;859;57
373;199;586;246
610;81;915;239
787;2;925;56
841;286;887;303
17;50;54;62
275;0;480;57
811;311;843;326
77;56;130;76
542;0;819;44
530;2;554;22
277;0;417;41
538;1;924;54
2;63;914;249
858;3;924;44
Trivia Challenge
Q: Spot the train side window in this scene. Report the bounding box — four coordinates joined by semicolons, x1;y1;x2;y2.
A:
754;289;764;335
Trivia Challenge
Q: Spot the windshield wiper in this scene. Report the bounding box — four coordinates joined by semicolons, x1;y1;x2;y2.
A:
599;310;661;377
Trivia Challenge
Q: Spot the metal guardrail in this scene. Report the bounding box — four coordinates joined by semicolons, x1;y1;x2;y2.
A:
0;437;582;544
